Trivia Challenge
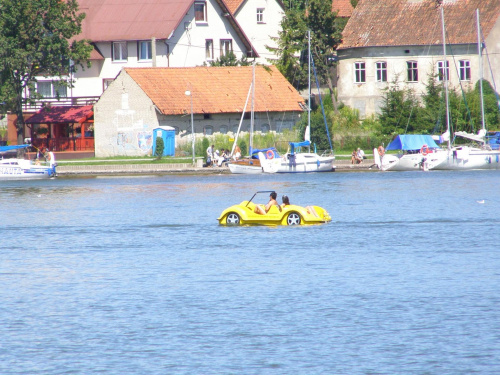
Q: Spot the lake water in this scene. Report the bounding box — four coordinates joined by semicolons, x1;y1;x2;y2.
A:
1;170;499;374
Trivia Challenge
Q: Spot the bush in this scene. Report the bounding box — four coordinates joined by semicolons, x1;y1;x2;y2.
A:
154;137;164;159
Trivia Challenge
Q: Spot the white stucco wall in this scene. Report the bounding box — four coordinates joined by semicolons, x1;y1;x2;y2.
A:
71;0;253;100
485;16;500;93
94;72;160;157
234;0;284;64
337;41;495;118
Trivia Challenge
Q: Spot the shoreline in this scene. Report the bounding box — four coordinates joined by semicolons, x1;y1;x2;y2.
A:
56;159;378;175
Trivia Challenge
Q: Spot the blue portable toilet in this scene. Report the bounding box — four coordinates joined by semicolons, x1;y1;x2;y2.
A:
153;126;176;156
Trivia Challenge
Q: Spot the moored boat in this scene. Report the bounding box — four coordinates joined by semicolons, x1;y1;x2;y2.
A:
0;145;56;179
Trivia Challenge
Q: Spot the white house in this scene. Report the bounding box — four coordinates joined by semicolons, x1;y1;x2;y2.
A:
337;0;500;118
93;66;305;157
34;0;258;101
225;0;285;65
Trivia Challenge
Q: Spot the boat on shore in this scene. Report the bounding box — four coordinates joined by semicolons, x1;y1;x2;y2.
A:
374;135;446;171
427;9;500;171
0;145;56;179
261;141;335;173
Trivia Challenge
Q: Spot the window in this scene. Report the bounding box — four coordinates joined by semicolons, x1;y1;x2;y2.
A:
437;60;449;81
459;60;471;81
220;39;232;57
232;125;239;133
376;61;387;82
112;42;128;61
194;2;207;23
257;8;264;23
205;39;214;60
261;124;270;133
407;61;418;82
354;62;366;83
220;125;228;134
138;40;152;61
204;126;213;135
36;81;67;97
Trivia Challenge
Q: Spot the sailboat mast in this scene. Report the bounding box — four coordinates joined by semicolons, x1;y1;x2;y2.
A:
441;7;451;149
477;9;486;133
250;62;255;155
308;30;311;134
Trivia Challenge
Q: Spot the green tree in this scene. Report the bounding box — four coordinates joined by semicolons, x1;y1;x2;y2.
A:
378;77;421;136
0;0;92;144
154;137;165;159
296;94;334;151
208;52;251;67
464;80;500;132
271;0;341;92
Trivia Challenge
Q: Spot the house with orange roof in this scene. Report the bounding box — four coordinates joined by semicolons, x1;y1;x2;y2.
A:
94;66;305;157
225;0;285;64
336;0;500;118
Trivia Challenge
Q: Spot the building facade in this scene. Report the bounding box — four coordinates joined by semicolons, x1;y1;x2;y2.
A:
337;0;500;118
94;66;305;157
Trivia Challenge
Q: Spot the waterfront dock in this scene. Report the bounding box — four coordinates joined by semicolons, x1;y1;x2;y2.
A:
56;158;377;175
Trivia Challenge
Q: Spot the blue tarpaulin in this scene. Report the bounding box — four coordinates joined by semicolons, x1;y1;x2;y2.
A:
289;140;310;154
250;147;278;159
386;135;440;151
0;145;30;153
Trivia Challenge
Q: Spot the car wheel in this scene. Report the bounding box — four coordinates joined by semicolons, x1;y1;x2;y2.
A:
286;212;301;225
226;212;241;225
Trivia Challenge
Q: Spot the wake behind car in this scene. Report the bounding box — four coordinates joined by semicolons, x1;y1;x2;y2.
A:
218;191;331;226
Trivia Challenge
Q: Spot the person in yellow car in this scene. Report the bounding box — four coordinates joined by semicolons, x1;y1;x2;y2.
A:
254;191;278;215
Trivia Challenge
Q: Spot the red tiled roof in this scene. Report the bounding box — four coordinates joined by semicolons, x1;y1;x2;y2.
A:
225;0;244;14
340;0;500;49
332;0;354;18
26;106;94;124
77;0;192;41
76;0;257;57
124;66;305;115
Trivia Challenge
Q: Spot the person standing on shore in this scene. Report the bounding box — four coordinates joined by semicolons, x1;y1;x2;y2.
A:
206;144;215;166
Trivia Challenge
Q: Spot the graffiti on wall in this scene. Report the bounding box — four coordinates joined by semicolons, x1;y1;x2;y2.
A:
137;132;153;152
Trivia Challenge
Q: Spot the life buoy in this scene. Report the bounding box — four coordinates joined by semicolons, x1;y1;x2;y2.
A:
420;144;429;156
266;150;274;159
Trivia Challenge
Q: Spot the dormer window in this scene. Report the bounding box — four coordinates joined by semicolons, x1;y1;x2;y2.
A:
112;42;128;61
195;1;207;23
138;40;152;61
257;8;264;23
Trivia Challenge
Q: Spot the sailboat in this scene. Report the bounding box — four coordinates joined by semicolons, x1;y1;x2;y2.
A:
260;31;335;173
428;8;500;170
374;134;446;171
227;63;278;174
0;144;57;179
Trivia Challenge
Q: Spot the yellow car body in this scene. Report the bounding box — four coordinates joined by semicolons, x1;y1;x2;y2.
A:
218;192;331;226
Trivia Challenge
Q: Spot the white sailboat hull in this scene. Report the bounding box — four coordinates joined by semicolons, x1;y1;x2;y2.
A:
427;147;500;170
0;159;56;179
228;160;263;174
274;153;335;173
378;151;447;171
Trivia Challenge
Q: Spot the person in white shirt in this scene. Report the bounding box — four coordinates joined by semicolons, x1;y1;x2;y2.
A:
206;144;215;166
357;148;365;162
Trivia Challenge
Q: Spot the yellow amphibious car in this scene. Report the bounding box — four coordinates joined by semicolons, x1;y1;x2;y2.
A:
218;191;331;226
